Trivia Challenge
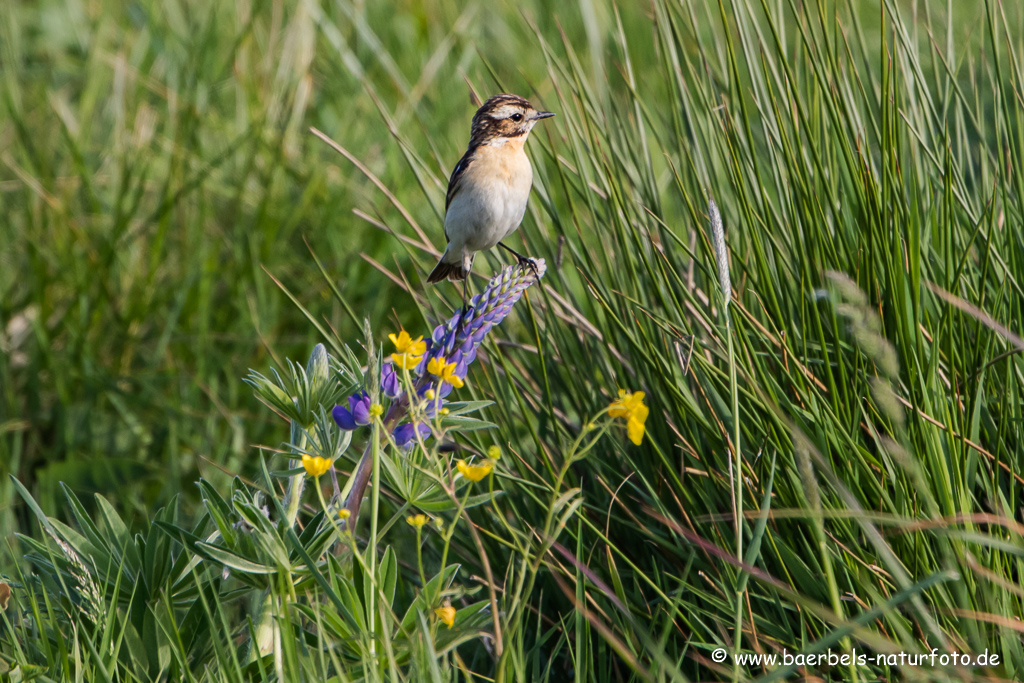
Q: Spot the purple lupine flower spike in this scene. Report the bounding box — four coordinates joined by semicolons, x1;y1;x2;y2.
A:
333;391;372;430
430;259;547;362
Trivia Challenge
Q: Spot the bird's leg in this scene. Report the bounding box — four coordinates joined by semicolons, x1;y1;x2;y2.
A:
497;242;538;277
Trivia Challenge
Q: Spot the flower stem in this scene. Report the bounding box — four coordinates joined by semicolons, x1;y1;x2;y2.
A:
458;493;503;656
283;426;308;528
367;416;381;659
727;315;743;682
255;423;306;661
414;527;427;594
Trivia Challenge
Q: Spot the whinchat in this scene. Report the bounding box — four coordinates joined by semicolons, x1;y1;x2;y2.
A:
427;94;554;287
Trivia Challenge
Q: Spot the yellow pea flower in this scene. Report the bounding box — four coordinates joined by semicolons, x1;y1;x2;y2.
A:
389;330;426;370
435;603;456;629
456;459;493;482
487;445;501;460
427;356;450;377
301;455;331;477
338;509;351;521
427;356;465;388
389;330;426;356
608;389;649;445
391;352;423;370
406;514;428;529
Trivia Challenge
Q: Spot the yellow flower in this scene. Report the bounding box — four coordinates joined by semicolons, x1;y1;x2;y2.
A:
389;330;426;370
456;459;493;482
427;356;465;388
406;514;428;529
391;352;423;370
435;603;456;629
425;388;436;400
301;454;331;477
608;389;649;445
389;330;426;355
338;509;351;521
487;445;501;460
369;403;384;418
440;407;449;416
427;356;450;376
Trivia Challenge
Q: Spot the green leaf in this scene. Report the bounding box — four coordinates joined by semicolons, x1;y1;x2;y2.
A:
411;491;499;512
442;401;494;416
94;493;143;576
438;415;496;432
197;479;236;547
195;543;277;575
379;546;398;612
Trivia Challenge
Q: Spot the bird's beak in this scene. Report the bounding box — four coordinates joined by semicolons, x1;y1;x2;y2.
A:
532;111;556;120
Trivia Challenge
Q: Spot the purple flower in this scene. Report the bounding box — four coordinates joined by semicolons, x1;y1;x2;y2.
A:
451;358;469;383
333;392;372;430
393;421;432;449
381;363;402;399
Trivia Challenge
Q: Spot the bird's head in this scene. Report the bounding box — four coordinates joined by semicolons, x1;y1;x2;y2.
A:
469;94;554;145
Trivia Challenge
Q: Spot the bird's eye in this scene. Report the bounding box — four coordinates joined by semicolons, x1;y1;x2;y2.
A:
510;113;523;122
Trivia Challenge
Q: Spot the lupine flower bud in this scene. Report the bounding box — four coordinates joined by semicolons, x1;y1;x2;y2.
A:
306;343;330;385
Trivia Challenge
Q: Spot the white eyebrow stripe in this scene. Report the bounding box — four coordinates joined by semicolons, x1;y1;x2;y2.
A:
489;105;523;119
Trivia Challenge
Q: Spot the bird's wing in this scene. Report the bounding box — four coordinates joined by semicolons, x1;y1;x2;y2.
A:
444;146;477;242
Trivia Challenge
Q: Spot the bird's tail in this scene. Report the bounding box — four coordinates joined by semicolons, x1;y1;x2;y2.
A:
427;253;469;283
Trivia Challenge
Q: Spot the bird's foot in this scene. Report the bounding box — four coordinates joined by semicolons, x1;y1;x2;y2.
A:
515;254;539;278
498;241;539;278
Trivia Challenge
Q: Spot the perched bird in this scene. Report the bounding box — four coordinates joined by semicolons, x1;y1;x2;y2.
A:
427;94;554;295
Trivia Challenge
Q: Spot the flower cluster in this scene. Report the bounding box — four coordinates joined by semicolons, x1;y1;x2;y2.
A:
331;261;547;451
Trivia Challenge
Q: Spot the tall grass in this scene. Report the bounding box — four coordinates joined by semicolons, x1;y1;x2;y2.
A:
3;0;1024;680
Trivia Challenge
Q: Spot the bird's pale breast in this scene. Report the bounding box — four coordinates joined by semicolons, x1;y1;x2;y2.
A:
444;142;532;252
